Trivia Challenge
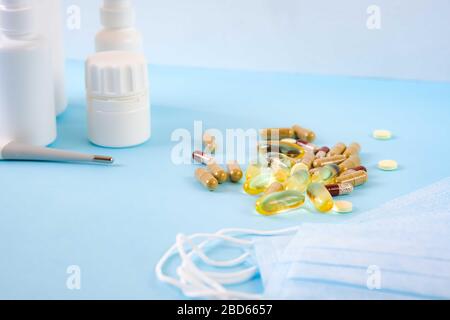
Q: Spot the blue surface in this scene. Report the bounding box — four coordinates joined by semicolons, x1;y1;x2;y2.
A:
0;60;449;299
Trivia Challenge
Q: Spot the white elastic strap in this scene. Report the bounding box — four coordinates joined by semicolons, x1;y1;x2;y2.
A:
155;226;300;300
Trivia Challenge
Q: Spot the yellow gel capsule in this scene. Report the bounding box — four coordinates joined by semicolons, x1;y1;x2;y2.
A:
307;183;334;213
285;167;311;193
245;163;262;181
256;190;306;216
311;164;340;184
244;171;276;195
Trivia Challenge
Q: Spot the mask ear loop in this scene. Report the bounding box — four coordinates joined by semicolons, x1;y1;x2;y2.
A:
180;234;259;285
155;226;301;300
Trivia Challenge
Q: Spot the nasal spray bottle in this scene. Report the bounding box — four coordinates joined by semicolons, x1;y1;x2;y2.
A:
95;0;143;52
0;0;56;146
35;0;67;115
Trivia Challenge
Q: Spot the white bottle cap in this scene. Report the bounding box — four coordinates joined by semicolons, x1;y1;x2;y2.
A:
0;0;35;35
100;0;135;29
85;51;150;148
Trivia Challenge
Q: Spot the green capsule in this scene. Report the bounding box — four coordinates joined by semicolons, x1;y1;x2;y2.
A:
311;164;340;184
256;190;306;216
307;183;334;213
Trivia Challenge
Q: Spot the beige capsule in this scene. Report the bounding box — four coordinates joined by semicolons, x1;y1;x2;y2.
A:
336;170;368;187
260;128;296;140
343;142;361;158
264;182;285;196
207;162;229;184
227;161;243;183
328;143;347;156
313;155;347;168
292;125;316;143
195;168;219;191
338;155;361;173
301;152;316;169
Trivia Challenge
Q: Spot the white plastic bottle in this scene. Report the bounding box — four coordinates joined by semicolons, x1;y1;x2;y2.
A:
35;0;67;116
85;51;150;148
0;0;57;146
95;0;143;52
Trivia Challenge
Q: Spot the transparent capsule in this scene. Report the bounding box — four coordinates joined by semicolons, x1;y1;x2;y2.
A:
328;143;347;156
256;190;306;216
307;183;334;213
292;125;316;143
203;133;216;154
311;164;340;184
339;166;367;178
285;167;311;193
313;155;347;168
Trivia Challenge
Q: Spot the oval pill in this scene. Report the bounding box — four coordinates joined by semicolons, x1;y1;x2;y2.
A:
333;200;353;213
378;160;398;171
373;130;392;140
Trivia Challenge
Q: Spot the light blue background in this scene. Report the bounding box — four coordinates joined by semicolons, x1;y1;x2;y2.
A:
0;60;449;299
63;0;450;81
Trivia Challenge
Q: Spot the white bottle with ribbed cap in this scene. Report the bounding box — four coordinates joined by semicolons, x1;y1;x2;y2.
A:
0;0;57;146
35;0;67;116
85;51;150;148
95;0;143;52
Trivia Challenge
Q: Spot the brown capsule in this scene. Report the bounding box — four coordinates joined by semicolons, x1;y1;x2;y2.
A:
207;162;228;184
260;128;296;140
313;155;347;168
227;161;243;183
325;183;354;197
343;143;361;158
292;125;316;143
339;166;368;178
328;143;347;156
338;155;361;172
301;152;316;169
264;182;285;196
315;146;330;159
336;171;368;187
195;168;219;191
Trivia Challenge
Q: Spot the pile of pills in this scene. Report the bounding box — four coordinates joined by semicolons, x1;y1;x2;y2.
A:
245;125;369;216
193;124;400;217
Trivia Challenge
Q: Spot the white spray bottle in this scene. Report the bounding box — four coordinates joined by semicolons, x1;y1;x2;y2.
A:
35;0;67;116
0;0;57;146
95;0;143;52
